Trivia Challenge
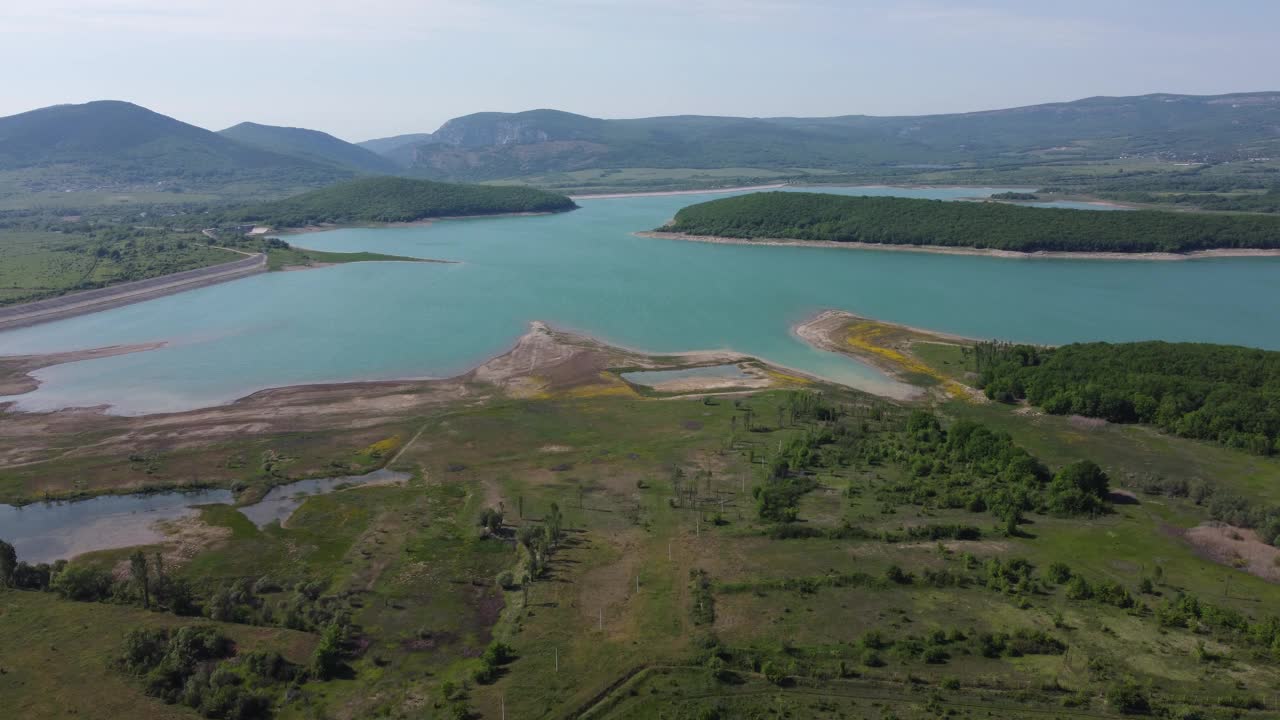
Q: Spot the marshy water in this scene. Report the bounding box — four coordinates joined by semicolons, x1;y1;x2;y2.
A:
0;469;410;563
622;364;755;387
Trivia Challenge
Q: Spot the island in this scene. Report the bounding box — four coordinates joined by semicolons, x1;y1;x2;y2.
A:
650;191;1280;256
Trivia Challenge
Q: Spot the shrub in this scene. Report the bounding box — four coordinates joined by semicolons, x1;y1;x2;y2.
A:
1107;680;1152;715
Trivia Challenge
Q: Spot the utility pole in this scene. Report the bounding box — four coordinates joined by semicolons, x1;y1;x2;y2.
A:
598;607;603;631
555;646;559;672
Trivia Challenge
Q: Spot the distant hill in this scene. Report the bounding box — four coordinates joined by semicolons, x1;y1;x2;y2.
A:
356;133;437;159
0;100;351;195
225;176;577;227
360;94;1280;181
219;122;399;175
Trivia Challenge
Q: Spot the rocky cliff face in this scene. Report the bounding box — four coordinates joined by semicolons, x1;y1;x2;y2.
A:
433;118;551;146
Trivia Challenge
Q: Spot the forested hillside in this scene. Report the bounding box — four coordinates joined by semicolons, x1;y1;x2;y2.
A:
224;177;576;227
218;122;399;175
360;93;1280;181
660;192;1280;253
0;101;350;195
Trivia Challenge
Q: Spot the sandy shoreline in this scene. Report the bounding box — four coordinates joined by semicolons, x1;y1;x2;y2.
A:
0;342;165;396
637;231;1280;261
797;309;985;347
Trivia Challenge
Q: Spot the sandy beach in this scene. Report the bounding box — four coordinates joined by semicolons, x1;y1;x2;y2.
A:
637;231;1280;261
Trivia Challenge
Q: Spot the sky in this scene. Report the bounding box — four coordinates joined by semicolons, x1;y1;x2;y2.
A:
1;0;1277;142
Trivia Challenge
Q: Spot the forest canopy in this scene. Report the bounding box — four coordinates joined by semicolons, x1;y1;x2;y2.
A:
223;177;577;227
974;340;1280;456
661;192;1280;253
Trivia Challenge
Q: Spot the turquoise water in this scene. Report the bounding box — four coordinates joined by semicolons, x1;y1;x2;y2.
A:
2;185;1279;415
622;365;753;386
1028;200;1129;211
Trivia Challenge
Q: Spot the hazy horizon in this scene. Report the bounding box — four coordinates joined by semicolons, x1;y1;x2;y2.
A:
3;0;1278;142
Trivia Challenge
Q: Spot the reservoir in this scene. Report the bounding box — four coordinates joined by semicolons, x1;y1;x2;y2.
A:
1;185;1279;415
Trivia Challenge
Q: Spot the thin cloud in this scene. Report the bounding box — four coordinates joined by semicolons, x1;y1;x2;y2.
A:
0;0;523;38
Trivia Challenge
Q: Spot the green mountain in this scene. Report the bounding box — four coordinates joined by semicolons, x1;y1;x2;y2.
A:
225;176;576;227
219;122;399;174
0;100;351;195
358;133;437;158
360;93;1280;181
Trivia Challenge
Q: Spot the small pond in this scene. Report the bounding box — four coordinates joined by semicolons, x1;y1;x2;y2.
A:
0;469;411;563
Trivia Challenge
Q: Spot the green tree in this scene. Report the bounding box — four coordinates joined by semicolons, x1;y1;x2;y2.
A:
311;622;344;680
0;539;15;588
129;550;150;608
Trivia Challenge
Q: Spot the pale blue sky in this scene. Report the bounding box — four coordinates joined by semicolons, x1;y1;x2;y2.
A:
1;0;1276;141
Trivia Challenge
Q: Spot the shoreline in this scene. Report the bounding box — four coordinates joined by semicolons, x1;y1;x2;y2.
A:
272;209;572;236
637;231;1280;261
0;342;166;396
796;309;986;347
568;183;788;200
0;253;267;332
0;319;842;420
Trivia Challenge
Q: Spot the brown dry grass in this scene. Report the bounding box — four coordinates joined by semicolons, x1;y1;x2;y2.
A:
1184;522;1280;582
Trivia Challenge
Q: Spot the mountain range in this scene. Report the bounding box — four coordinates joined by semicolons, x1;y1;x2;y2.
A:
1;93;1278;198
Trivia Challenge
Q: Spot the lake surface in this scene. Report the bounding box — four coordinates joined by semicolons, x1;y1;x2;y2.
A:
0;469;411;563
1027;200;1129;211
2;185;1280;415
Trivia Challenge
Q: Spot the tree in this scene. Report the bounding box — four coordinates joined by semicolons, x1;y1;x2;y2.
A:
311;622;344;680
545;502;563;545
0;539;15;588
478;507;503;535
129;550;151;608
1047;460;1110;516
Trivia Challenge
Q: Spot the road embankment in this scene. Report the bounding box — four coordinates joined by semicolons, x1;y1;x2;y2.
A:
0;252;266;332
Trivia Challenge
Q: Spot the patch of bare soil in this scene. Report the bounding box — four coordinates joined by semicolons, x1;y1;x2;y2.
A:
112;515;233;579
1185;522;1280;583
1069;415;1109;430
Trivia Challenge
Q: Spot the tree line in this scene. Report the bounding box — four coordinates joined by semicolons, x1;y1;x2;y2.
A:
975;340;1280;456
662;191;1280;253
220;176;577;228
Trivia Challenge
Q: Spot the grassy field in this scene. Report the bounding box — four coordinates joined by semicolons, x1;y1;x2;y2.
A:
4;327;1280;718
0;590;315;719
0;228;239;306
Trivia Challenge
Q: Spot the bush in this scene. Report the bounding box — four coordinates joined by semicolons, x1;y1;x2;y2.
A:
1046;562;1073;584
1107;679;1152;714
51;564;115;601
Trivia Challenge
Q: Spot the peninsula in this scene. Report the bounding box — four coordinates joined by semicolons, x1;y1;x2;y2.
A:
653;191;1280;256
